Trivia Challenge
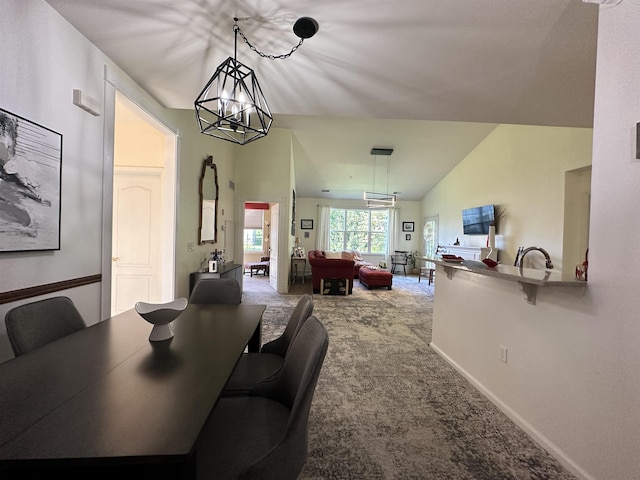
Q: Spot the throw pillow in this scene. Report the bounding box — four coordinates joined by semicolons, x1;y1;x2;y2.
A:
325;251;343;259
342;251;355;260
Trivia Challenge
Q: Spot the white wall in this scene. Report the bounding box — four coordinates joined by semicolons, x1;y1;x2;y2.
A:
422;124;592;270
562;166;591;273
395;201;422;257
235;128;294;292
430;3;640;479
0;1;112;360
586;1;640;477
0;0;106;289
0;2;236;362
170;108;237;299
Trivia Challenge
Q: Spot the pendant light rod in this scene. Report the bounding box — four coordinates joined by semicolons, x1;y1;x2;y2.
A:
364;147;396;207
233;20;238;60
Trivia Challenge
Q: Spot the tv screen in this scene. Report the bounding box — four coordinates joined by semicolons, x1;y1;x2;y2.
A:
462;205;495;235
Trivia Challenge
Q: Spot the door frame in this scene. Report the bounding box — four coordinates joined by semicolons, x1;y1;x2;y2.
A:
102;65;179;319
269;203;279;292
238;198;288;293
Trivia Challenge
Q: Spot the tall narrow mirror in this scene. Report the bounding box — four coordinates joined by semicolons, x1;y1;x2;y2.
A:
199;156;218;244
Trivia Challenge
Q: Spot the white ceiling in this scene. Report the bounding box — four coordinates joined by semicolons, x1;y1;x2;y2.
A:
45;0;599;200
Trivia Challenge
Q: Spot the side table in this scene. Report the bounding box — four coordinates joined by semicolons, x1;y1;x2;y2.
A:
291;257;306;283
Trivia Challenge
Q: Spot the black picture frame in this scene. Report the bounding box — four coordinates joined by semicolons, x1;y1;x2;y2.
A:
0;107;62;252
402;221;414;232
405;234;411;241
301;219;313;230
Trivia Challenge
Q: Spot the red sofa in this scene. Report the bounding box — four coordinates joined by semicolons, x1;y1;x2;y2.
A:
307;250;355;294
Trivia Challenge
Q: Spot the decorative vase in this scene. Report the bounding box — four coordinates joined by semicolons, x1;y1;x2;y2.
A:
488;226;496;248
135;297;188;342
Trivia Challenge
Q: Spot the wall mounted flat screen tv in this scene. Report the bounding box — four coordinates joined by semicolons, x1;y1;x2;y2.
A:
462;204;495;235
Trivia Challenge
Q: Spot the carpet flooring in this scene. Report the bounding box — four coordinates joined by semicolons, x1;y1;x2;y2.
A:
241;273;576;480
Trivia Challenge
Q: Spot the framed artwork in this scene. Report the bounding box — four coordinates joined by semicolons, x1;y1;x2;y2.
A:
0;108;62;252
405;234;411;241
402;221;415;232
301;219;313;229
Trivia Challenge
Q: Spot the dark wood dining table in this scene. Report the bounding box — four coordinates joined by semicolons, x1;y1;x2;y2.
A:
0;302;266;479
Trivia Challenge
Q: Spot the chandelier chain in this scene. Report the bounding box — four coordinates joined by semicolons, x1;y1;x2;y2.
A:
234;24;304;60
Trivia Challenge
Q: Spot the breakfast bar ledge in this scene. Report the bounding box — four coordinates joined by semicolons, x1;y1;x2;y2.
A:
431;259;587;305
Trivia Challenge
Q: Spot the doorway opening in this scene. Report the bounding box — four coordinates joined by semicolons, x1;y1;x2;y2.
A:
562;166;591;274
241;200;284;294
110;92;177;315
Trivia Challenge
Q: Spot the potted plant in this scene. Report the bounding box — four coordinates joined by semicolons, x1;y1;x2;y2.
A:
407;250;420;275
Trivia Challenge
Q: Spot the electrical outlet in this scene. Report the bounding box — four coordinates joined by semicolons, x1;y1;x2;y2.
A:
499;345;508;364
187;242;195;252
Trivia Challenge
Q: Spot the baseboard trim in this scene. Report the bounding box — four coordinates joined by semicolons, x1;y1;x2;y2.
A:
429;341;595;480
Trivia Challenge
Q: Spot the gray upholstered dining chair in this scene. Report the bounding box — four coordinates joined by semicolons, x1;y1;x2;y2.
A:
222;294;314;395
189;277;242;304
196;315;329;480
4;296;87;356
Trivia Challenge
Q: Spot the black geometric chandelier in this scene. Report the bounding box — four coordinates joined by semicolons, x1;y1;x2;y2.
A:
195;17;318;145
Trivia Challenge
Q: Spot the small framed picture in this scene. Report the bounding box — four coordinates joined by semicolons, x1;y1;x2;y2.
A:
402;221;414;232
304;231;310;238
301;219;313;229
405;234;411;241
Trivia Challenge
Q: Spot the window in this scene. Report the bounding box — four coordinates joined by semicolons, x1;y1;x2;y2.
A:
329;208;389;254
244;209;264;252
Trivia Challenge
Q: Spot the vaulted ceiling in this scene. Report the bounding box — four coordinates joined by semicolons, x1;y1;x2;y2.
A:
46;0;599;200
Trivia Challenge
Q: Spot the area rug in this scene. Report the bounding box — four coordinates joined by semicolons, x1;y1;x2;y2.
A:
242;274;576;480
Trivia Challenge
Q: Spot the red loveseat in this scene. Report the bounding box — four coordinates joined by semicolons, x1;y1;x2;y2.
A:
307;250;355;294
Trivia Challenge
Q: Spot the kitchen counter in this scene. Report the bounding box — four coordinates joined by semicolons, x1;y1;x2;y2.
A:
430;258;587;304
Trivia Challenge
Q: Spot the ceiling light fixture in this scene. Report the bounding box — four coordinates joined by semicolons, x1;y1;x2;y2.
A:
195;17;319;145
364;148;396;208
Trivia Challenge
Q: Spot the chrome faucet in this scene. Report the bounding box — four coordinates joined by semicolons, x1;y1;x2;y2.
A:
517;246;554;270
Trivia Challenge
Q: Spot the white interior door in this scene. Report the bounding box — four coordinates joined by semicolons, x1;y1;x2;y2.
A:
111;167;162;314
269;203;279;291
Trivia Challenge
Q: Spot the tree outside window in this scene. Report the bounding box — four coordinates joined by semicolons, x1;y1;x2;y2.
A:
329;208;388;253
